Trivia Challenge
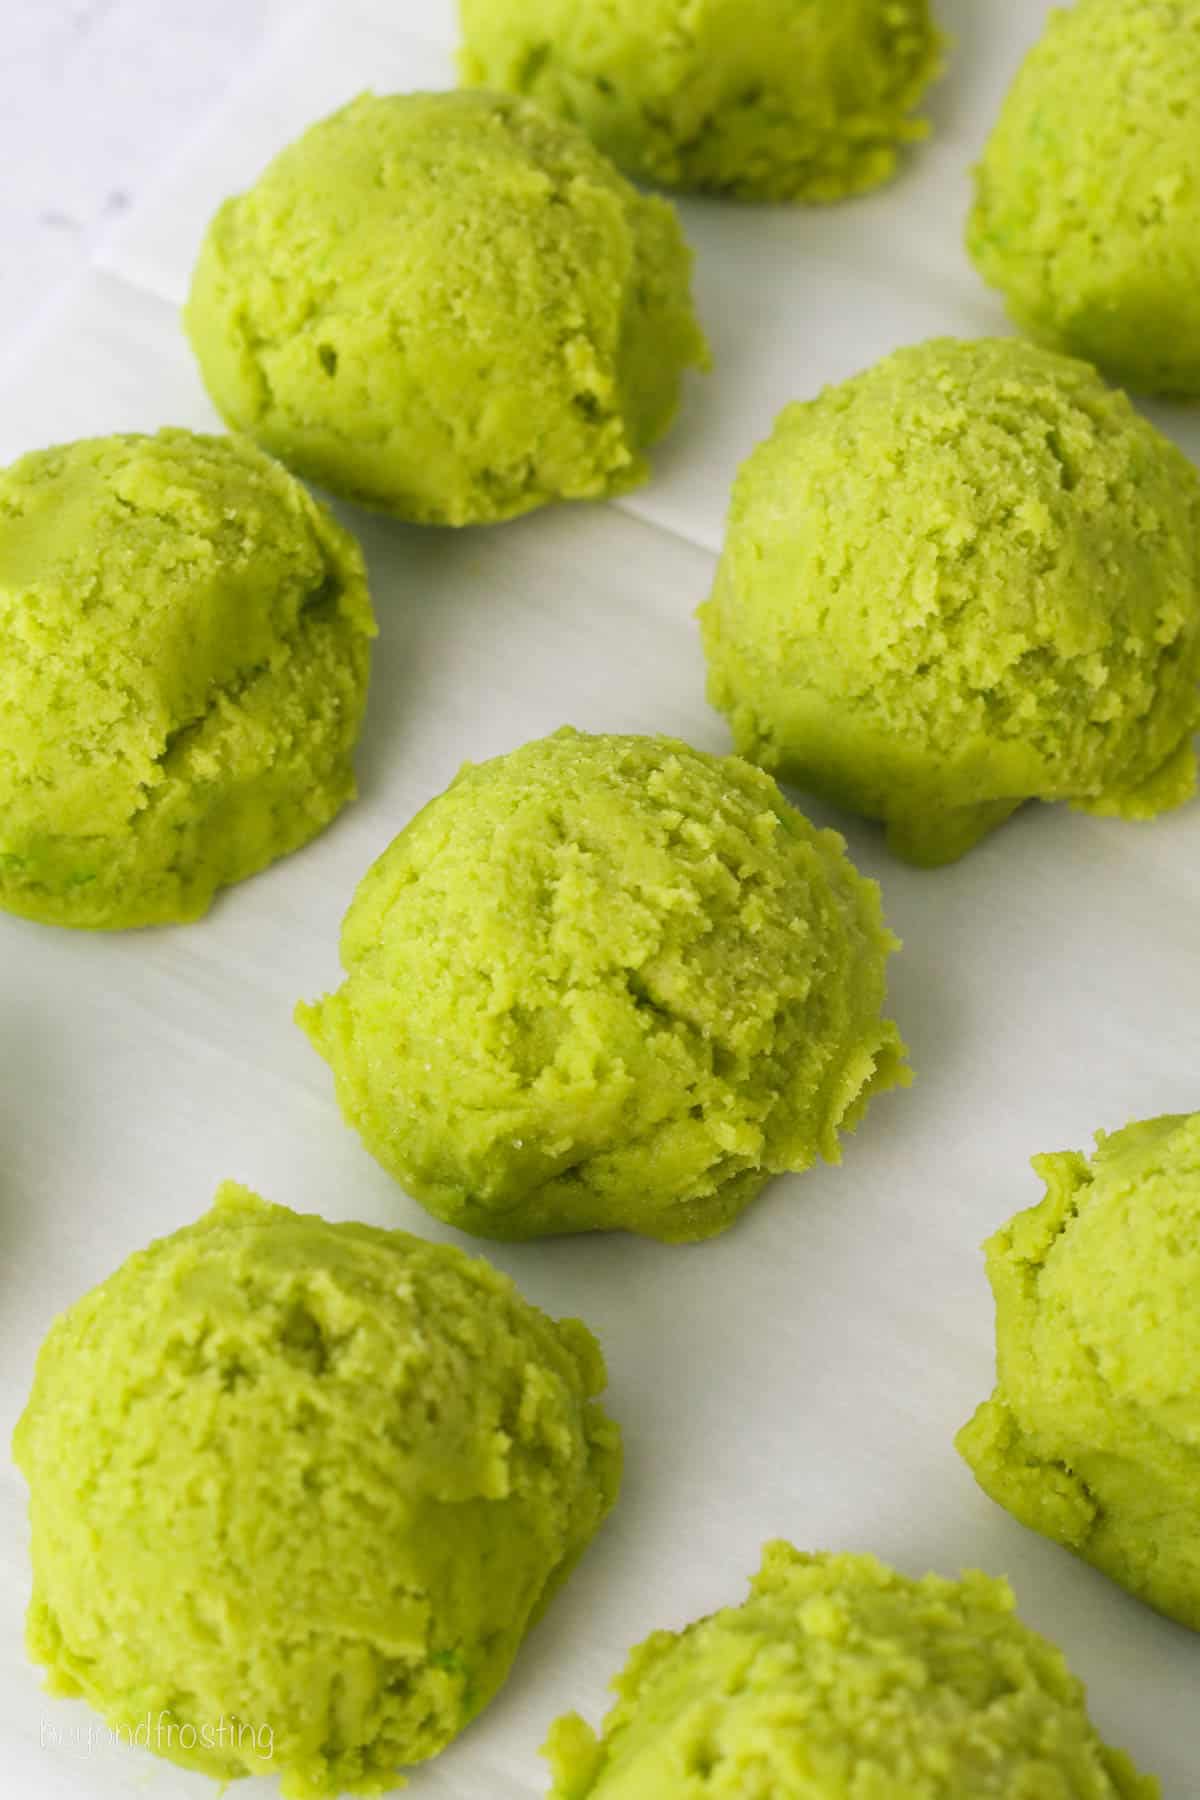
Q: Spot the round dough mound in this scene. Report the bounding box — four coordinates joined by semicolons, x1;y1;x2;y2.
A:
297;728;908;1243
959;1112;1200;1634
0;429;374;929
544;1543;1156;1798
969;0;1200;396
13;1183;621;1798
185;89;708;524
459;0;943;202
701;337;1200;866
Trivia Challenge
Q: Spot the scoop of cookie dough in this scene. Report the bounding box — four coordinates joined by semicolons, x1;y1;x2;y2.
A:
969;0;1200;396
12;1182;621;1798
298;727;908;1242
0;428;374;929
459;0;943;202
185;89;707;525
958;1112;1200;1634
700;337;1200;866
544;1543;1157;1798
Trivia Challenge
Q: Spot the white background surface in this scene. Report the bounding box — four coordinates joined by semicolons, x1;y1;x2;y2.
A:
2;2;1199;1795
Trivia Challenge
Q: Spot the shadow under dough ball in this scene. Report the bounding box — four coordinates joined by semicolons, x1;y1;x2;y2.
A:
12;1183;620;1799
458;0;944;202
298;727;909;1243
969;0;1200;397
0;428;374;929
544;1543;1157;1797
701;336;1200;866
959;1112;1200;1635
185;89;708;525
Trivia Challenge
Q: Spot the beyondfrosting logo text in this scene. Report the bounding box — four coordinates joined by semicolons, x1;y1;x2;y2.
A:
40;1712;275;1759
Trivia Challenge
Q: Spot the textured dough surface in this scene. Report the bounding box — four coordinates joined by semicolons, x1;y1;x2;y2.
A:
544;1542;1158;1797
298;727;908;1242
0;428;374;928
969;0;1200;396
12;1183;621;1798
459;0;943;202
958;1112;1200;1634
185;89;708;524
701;337;1200;865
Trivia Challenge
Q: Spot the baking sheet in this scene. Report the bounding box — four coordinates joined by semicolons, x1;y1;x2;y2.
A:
4;2;1199;1793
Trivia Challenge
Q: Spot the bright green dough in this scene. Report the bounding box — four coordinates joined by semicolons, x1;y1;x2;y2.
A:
0;429;374;929
458;0;944;202
544;1543;1158;1798
298;727;908;1243
185;90;707;525
12;1182;621;1798
700;337;1200;867
969;0;1200;397
958;1112;1200;1634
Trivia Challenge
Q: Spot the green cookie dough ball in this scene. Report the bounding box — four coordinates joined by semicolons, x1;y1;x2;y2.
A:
0;429;374;929
459;0;944;202
12;1182;621;1798
701;337;1200;866
958;1112;1200;1634
298;728;908;1243
969;0;1200;397
185;90;708;525
544;1542;1157;1798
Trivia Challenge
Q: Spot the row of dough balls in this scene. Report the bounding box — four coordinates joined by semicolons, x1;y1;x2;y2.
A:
456;0;1200;396
179;0;1200;541
4;322;1200;933
17;1113;1194;1796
